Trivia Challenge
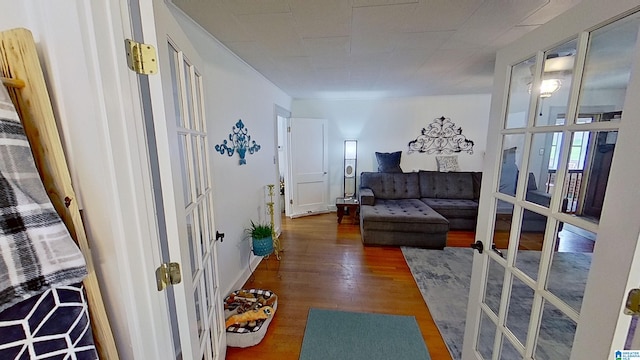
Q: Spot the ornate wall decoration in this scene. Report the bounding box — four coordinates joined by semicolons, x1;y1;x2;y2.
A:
215;119;261;165
407;116;474;155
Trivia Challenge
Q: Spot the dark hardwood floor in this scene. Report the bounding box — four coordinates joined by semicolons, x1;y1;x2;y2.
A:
225;212;593;359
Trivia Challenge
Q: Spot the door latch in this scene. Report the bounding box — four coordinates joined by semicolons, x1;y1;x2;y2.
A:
470;241;484;254
155;262;182;291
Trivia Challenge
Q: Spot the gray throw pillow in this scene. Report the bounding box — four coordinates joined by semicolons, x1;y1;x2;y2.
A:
375;151;403;173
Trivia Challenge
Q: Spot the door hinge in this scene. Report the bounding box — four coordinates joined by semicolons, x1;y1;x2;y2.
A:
155;262;182;291
625;288;640;315
125;39;158;75
290;199;293;205
287;126;291;133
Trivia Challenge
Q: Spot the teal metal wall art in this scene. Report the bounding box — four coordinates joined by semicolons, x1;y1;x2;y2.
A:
215;119;261;165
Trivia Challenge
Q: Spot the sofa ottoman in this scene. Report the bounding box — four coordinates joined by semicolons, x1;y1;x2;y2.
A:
359;198;449;249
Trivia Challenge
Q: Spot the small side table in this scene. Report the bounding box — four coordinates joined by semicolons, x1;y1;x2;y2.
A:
336;197;360;224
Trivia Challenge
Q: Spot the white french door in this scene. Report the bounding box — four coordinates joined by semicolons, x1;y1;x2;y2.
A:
289;118;329;217
463;1;640;359
130;1;225;359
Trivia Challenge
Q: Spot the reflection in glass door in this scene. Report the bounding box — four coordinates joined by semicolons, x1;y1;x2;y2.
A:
470;11;640;359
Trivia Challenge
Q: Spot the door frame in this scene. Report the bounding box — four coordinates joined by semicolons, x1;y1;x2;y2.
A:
462;1;640;359
275;105;291;220
64;0;178;358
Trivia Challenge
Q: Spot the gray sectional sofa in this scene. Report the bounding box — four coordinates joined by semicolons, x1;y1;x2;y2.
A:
358;171;482;249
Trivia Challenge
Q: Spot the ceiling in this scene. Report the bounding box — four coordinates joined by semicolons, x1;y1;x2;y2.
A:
170;0;582;100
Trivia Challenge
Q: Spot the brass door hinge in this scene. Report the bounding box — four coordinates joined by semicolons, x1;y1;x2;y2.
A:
156;262;182;291
125;39;158;75
625;288;640;315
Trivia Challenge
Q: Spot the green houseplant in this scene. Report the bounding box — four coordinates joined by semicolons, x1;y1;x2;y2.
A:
247;220;273;256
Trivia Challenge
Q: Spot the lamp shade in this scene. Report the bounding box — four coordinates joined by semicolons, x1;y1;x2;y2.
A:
344;140;357;159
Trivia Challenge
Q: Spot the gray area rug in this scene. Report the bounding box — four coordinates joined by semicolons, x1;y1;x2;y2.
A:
299;308;431;360
401;247;591;359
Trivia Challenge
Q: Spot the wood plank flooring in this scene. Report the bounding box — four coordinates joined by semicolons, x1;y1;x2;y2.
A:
225;213;593;359
225;213;450;359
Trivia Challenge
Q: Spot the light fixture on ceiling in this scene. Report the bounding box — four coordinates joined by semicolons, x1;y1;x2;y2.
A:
528;78;562;98
539;78;562;98
526;53;573;98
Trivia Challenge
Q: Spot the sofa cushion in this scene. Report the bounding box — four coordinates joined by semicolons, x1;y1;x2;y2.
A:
418;171;475;199
360;172;420;199
360;199;448;233
375;151;403;173
421;198;479;218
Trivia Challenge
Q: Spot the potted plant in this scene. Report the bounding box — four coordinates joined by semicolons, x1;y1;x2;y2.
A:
246;220;273;256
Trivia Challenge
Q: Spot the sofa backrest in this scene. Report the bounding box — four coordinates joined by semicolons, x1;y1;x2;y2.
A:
418;171;478;199
360;172;420;199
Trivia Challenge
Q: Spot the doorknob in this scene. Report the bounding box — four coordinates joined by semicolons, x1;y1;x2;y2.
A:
215;231;225;242
470;241;484;254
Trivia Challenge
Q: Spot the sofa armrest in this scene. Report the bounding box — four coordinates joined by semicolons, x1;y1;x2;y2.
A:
526;189;551;207
359;188;375;205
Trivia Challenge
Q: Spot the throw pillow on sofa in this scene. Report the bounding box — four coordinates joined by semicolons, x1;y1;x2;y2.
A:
436;155;460;172
375;151;403;172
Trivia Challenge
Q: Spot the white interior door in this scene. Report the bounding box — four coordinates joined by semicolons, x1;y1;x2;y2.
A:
132;1;225;359
463;2;640;359
289;118;329;217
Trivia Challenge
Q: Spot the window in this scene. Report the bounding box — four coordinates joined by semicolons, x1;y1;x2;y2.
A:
548;115;595;171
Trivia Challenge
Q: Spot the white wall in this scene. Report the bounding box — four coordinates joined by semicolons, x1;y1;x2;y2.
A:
1;1;291;358
291;94;492;203
169;7;292;294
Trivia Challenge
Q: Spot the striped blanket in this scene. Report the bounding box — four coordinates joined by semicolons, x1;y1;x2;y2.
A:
0;85;87;313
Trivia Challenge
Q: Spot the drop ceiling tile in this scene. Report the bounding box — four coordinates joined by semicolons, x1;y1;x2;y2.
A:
403;0;485;32
303;36;351;56
350;32;399;54
519;0;582;26
273;56;314;76
490;25;539;49
441;0;548;50
311;54;351;69
236;12;306;57
353;0;418;7
169;0;582;99
352;3;418;34
219;0;291;15
171;1;253;42
416;48;478;74
289;0;352;38
395;31;455;50
382;49;430;74
315;67;351;83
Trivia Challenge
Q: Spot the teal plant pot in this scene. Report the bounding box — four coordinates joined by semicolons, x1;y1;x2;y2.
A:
252;236;273;256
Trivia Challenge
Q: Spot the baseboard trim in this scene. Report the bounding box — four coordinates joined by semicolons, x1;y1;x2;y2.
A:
227;255;263;295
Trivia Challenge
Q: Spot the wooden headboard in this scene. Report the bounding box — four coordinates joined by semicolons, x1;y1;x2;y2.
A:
0;27;118;360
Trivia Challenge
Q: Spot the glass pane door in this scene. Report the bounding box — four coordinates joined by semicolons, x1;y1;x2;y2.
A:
467;10;640;359
168;42;224;360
